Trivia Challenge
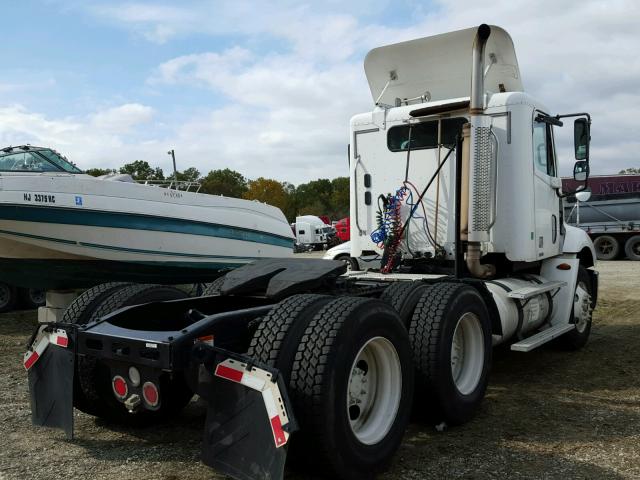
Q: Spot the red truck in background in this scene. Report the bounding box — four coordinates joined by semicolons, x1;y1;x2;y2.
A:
334;217;350;243
563;174;640;260
318;215;331;225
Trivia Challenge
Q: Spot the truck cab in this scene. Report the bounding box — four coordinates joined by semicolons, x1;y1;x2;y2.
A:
294;215;336;249
349;26;595;271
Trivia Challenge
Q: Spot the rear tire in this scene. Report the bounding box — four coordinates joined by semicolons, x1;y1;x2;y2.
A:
63;282;131;415
380;281;431;327
18;287;46;309
335;254;359;272
73;284;193;422
0;282;17;313
248;294;333;382
593;235;619;260
202;276;226;296
624;235;640;261
290;297;413;479
409;283;492;425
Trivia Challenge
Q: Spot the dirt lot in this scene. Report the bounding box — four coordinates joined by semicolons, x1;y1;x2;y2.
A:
1;261;638;479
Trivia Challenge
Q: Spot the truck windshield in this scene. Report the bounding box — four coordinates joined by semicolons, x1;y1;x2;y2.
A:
0;148;82;173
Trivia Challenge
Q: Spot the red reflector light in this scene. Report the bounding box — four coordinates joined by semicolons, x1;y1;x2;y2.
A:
556;263;572;270
142;382;159;407
112;376;128;399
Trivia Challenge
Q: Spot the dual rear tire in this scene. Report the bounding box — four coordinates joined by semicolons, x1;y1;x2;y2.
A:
249;284;493;478
409;283;492;425
593;234;640;261
249;295;414;479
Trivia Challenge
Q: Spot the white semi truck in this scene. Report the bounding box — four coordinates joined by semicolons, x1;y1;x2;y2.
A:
294;214;337;250
25;24;597;480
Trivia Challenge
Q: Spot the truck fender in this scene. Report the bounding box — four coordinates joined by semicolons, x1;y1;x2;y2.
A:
563;225;596;268
457;279;503;336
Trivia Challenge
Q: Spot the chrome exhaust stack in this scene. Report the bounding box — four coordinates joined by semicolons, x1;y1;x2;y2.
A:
466;24;496;278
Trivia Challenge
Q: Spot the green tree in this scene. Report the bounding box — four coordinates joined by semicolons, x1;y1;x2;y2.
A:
119;160;164;180
199;168;248;197
85;167;116;177
281;182;297;222
175;167;200;183
295;178;333;216
619;167;640;174
299;200;326;217
243;178;291;215
330;177;349;219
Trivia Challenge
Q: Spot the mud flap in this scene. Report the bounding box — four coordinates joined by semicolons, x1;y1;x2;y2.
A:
202;374;287;480
28;341;75;439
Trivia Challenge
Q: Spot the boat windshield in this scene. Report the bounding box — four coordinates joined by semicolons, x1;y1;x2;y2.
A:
0;148;82;173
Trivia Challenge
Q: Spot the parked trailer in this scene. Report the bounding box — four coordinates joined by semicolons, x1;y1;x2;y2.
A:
25;24;598;480
0;281;45;313
563;175;640;260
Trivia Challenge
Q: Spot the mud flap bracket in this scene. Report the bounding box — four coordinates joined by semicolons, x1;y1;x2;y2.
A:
26;326;75;439
199;353;297;480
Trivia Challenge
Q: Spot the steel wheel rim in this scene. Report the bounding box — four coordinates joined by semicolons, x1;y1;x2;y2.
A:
340;256;352;272
0;284;10;309
573;281;591;333
347;336;402;445
29;289;46;306
598;239;613;255
450;312;484;395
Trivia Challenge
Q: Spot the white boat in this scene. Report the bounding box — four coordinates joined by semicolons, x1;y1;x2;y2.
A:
0;145;294;289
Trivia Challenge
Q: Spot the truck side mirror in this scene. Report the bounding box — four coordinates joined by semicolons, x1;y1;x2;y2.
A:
574;118;589;160
573;160;589;182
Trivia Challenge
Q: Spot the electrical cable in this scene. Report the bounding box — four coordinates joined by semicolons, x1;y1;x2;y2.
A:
404;124;413;182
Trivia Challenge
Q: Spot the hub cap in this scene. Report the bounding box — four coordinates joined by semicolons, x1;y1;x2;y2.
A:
347;337;402;445
29;289;46;306
573;281;592;333
450;312;484;395
340;257;352;271
597;239;614;255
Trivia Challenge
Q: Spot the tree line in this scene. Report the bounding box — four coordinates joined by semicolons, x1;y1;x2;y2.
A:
86;160;349;222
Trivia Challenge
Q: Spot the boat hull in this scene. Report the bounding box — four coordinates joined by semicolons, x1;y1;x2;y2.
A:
0;174;294;289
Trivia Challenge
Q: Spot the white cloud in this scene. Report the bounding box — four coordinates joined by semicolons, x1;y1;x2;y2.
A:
89;3;197;44
140;0;640;180
153;48;253;88
90;103;155;134
0;104;162;170
5;0;640;182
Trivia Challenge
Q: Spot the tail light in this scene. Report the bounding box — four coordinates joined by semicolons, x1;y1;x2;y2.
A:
112;375;128;400
142;381;159;407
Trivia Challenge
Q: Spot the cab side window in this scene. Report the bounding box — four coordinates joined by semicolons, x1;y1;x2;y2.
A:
532;119;557;177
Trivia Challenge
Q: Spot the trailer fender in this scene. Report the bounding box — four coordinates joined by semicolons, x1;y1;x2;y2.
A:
25;325;75;439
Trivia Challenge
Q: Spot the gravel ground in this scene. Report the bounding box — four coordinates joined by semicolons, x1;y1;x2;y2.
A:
0;261;638;479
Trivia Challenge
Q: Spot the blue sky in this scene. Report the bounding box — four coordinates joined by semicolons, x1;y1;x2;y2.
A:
0;1;638;182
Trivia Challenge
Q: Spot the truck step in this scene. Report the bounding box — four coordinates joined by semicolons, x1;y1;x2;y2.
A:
510;323;575;352
506;280;566;300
